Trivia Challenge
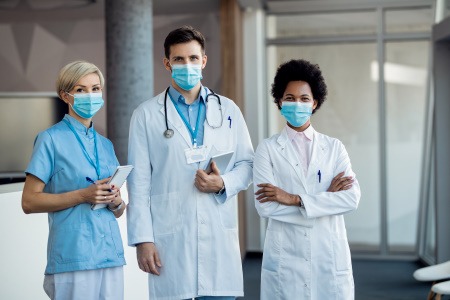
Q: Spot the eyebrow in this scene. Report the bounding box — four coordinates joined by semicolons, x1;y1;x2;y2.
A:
74;84;101;88
285;93;311;97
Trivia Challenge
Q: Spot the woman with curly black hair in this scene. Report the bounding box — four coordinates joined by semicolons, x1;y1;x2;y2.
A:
253;59;361;299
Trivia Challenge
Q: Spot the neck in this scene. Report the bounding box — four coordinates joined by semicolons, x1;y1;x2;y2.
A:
68;111;92;128
288;120;311;132
172;81;201;104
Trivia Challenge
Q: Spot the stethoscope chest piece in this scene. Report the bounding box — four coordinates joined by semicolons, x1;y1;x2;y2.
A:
164;129;174;138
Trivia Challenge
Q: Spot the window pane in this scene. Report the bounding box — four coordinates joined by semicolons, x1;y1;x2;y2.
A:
267;11;377;39
385;41;429;253
385;8;433;34
266;43;380;251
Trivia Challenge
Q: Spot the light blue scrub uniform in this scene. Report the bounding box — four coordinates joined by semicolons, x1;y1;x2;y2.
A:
25;114;126;275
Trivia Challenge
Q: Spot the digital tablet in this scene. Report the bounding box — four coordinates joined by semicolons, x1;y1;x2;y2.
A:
91;165;134;210
204;151;234;174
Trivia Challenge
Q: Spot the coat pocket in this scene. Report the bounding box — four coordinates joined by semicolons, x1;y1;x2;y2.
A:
333;234;352;272
109;220;125;258
150;192;182;235
218;197;238;229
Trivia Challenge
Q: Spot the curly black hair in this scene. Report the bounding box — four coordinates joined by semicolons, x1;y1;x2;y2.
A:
271;59;327;113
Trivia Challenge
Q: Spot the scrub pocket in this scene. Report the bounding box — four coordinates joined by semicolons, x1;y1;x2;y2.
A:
150;192;182;235
51;222;92;264
109;220;124;258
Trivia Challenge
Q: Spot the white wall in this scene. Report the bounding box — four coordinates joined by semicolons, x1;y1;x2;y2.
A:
0;183;148;299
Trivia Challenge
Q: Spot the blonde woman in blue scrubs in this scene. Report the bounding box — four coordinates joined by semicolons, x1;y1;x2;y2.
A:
22;61;126;300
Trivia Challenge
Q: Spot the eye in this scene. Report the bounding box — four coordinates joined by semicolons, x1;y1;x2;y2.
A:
93;86;101;92
284;96;295;101
302;97;311;102
76;88;83;93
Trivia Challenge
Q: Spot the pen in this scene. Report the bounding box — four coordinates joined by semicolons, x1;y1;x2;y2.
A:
86;176;112;192
228;116;232;128
317;170;321;183
86;177;96;184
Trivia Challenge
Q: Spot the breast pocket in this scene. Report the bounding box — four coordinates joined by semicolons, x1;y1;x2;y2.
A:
150;192;183;236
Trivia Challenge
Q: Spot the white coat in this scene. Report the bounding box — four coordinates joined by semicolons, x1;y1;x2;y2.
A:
253;126;361;300
127;90;254;300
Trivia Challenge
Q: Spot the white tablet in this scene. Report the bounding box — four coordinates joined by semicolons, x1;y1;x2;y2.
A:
204;151;234;174
91;165;134;210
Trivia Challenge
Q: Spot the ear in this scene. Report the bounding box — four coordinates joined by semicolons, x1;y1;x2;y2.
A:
202;54;207;69
163;57;171;72
59;91;70;104
312;99;318;111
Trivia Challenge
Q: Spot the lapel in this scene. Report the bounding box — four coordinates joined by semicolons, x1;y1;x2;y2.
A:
306;131;328;184
276;127;308;192
158;91;192;148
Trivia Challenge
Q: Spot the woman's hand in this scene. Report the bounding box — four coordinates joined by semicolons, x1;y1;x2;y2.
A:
327;172;354;192
80;177;117;205
255;183;301;206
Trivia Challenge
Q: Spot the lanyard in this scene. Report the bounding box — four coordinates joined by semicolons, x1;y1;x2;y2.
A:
168;92;205;147
63;119;101;179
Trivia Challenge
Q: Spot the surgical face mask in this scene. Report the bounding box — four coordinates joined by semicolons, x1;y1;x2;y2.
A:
171;64;203;91
280;101;313;127
66;92;104;119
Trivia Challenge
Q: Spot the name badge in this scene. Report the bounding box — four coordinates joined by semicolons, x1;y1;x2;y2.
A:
185;145;208;164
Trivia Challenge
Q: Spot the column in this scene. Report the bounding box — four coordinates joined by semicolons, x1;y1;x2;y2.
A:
105;0;153;164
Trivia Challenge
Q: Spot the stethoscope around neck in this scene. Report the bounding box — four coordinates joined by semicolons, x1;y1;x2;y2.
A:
163;86;223;139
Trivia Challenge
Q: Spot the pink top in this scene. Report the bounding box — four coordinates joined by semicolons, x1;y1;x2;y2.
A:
286;124;314;176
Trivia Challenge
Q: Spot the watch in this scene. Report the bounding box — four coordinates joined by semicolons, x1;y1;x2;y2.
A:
108;201;124;212
298;195;304;208
215;184;226;196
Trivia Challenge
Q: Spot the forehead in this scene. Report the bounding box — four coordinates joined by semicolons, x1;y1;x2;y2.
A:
169;40;203;57
74;73;101;86
284;80;312;96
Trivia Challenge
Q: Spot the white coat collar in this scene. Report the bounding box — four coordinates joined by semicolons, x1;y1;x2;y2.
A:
157;90;192;147
276;127;328;190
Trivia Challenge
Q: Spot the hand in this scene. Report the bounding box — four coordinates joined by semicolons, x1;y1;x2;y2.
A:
137;242;162;275
80;177;118;205
107;189;123;210
255;183;300;206
327;172;354;192
195;161;224;193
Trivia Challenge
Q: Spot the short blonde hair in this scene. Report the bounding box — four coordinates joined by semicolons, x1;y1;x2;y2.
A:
56;60;105;98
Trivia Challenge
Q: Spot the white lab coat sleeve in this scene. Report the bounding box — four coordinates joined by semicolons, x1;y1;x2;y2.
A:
126;106;155;246
301;141;361;219
253;139;306;225
215;105;254;204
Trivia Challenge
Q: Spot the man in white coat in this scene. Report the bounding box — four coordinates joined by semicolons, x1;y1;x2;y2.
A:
254;59;361;300
127;26;253;300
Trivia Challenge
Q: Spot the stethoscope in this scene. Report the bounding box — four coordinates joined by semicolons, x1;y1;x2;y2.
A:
163;86;223;139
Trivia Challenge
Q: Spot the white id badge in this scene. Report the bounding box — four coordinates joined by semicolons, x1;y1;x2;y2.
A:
185;145;208;164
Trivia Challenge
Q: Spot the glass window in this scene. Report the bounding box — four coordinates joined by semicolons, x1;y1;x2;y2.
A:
267;43;381;251
267;11;377;39
385;41;429;252
385;8;433;34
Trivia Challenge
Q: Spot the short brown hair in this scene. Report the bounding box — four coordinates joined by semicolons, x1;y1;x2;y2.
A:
164;25;205;58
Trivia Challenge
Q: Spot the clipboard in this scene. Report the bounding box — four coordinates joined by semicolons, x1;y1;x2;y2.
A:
204;151;234;174
91;165;134;210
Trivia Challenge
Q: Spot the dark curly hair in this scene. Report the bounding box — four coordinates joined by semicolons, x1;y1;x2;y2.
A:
271;59;327;113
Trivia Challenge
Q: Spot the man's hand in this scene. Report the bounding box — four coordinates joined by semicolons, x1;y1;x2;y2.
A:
136;242;162;275
327;172;354;192
255;183;300;206
195;161;224;193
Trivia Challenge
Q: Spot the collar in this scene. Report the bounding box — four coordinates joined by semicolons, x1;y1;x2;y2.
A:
169;85;206;105
63;114;94;136
285;124;314;141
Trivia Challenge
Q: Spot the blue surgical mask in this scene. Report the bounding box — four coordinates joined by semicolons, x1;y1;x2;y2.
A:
67;92;104;119
280;102;313;127
171;64;203;91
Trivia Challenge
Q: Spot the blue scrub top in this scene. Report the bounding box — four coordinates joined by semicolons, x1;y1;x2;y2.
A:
25;114;126;275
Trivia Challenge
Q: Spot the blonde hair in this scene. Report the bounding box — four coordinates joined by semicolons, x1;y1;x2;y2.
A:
56;60;105;98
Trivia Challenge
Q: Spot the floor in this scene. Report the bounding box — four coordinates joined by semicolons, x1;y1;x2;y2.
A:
242;253;437;300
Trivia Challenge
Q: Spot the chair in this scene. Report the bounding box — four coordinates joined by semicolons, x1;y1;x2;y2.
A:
432;280;450;300
413;261;450;300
